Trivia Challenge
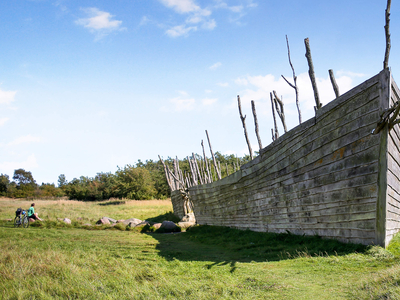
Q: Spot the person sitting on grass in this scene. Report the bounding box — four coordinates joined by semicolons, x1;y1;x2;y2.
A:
28;203;43;221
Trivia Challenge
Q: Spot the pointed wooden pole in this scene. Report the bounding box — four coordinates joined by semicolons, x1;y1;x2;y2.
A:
282;35;301;124
237;95;253;160
270;92;279;140
251;100;262;150
304;37;322;110
205;130;221;180
328;69;340;98
384;0;392;69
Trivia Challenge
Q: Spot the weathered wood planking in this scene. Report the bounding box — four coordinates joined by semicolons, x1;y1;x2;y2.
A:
172;69;400;247
387;74;400;244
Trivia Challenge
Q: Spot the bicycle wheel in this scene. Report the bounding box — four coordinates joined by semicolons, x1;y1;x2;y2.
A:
14;216;21;228
22;216;29;228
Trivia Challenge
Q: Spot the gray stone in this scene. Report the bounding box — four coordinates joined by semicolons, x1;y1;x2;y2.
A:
134;221;150;227
123;218;142;226
96;217;110;225
152;223;162;229
102;217;117;223
161;221;178;230
63;218;71;224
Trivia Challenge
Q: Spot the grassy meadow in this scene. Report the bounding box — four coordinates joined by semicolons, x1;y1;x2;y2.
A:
1;198;400;299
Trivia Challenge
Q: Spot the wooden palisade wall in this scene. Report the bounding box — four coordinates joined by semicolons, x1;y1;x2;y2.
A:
172;69;399;247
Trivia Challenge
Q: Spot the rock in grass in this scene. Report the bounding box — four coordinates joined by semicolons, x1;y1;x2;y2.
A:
153;223;162;229
123;218;142;226
96;217;110;225
102;217;117;223
63;218;71;224
161;221;178;231
116;220;125;223
134;221;150;227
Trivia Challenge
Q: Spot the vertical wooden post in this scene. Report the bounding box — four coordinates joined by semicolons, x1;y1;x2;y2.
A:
304;37;322;110
251;100;263;150
282;35;301;124
329;69;340;98
201;140;212;183
192;153;204;185
384;0;392;69
205;130;222;180
158;155;173;191
237;95;253;160
273;91;287;133
270;92;279;140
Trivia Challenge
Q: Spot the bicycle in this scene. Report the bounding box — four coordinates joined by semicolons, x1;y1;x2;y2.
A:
14;209;29;228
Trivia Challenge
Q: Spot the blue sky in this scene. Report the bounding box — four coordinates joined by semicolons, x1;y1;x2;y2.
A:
0;0;398;185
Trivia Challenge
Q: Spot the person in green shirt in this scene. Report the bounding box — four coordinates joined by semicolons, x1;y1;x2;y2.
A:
27;203;43;221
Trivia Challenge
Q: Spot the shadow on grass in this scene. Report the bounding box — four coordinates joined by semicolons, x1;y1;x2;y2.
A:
145;211;180;224
97;200;126;206
148;224;368;273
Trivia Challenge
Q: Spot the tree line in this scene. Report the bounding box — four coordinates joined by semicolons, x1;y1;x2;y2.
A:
0;153;251;201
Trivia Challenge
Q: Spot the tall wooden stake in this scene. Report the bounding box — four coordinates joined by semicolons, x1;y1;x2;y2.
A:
273;91;287;133
282;35;301;124
158;155;173;191
201;140;212;183
270;92;279;141
237;95;253;160
251;100;262;150
205;130;221;180
304;37;322;110
384;0;392;69
192;153;204;185
328;69;340;98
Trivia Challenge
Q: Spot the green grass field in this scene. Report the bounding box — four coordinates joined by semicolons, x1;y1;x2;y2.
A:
1;198;400;299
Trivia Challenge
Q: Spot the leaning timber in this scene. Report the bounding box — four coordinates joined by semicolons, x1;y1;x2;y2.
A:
171;69;400;247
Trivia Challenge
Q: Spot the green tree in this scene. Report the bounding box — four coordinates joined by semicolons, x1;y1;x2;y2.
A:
0;174;10;196
58;174;67;187
115;166;156;200
39;183;64;197
12;169;37;198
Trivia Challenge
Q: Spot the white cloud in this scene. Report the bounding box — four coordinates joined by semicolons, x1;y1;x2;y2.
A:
166;24;197;37
0;118;9;126
178;90;189;96
75;8;124;39
159;0;216;37
202;98;217;106
0;88;17;104
159;0;200;13
170;97;196;111
0;154;38;176
139;16;150;26
7;135;42;147
229;5;243;13
209;62;222;70
202;19;216;30
217;82;229;87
